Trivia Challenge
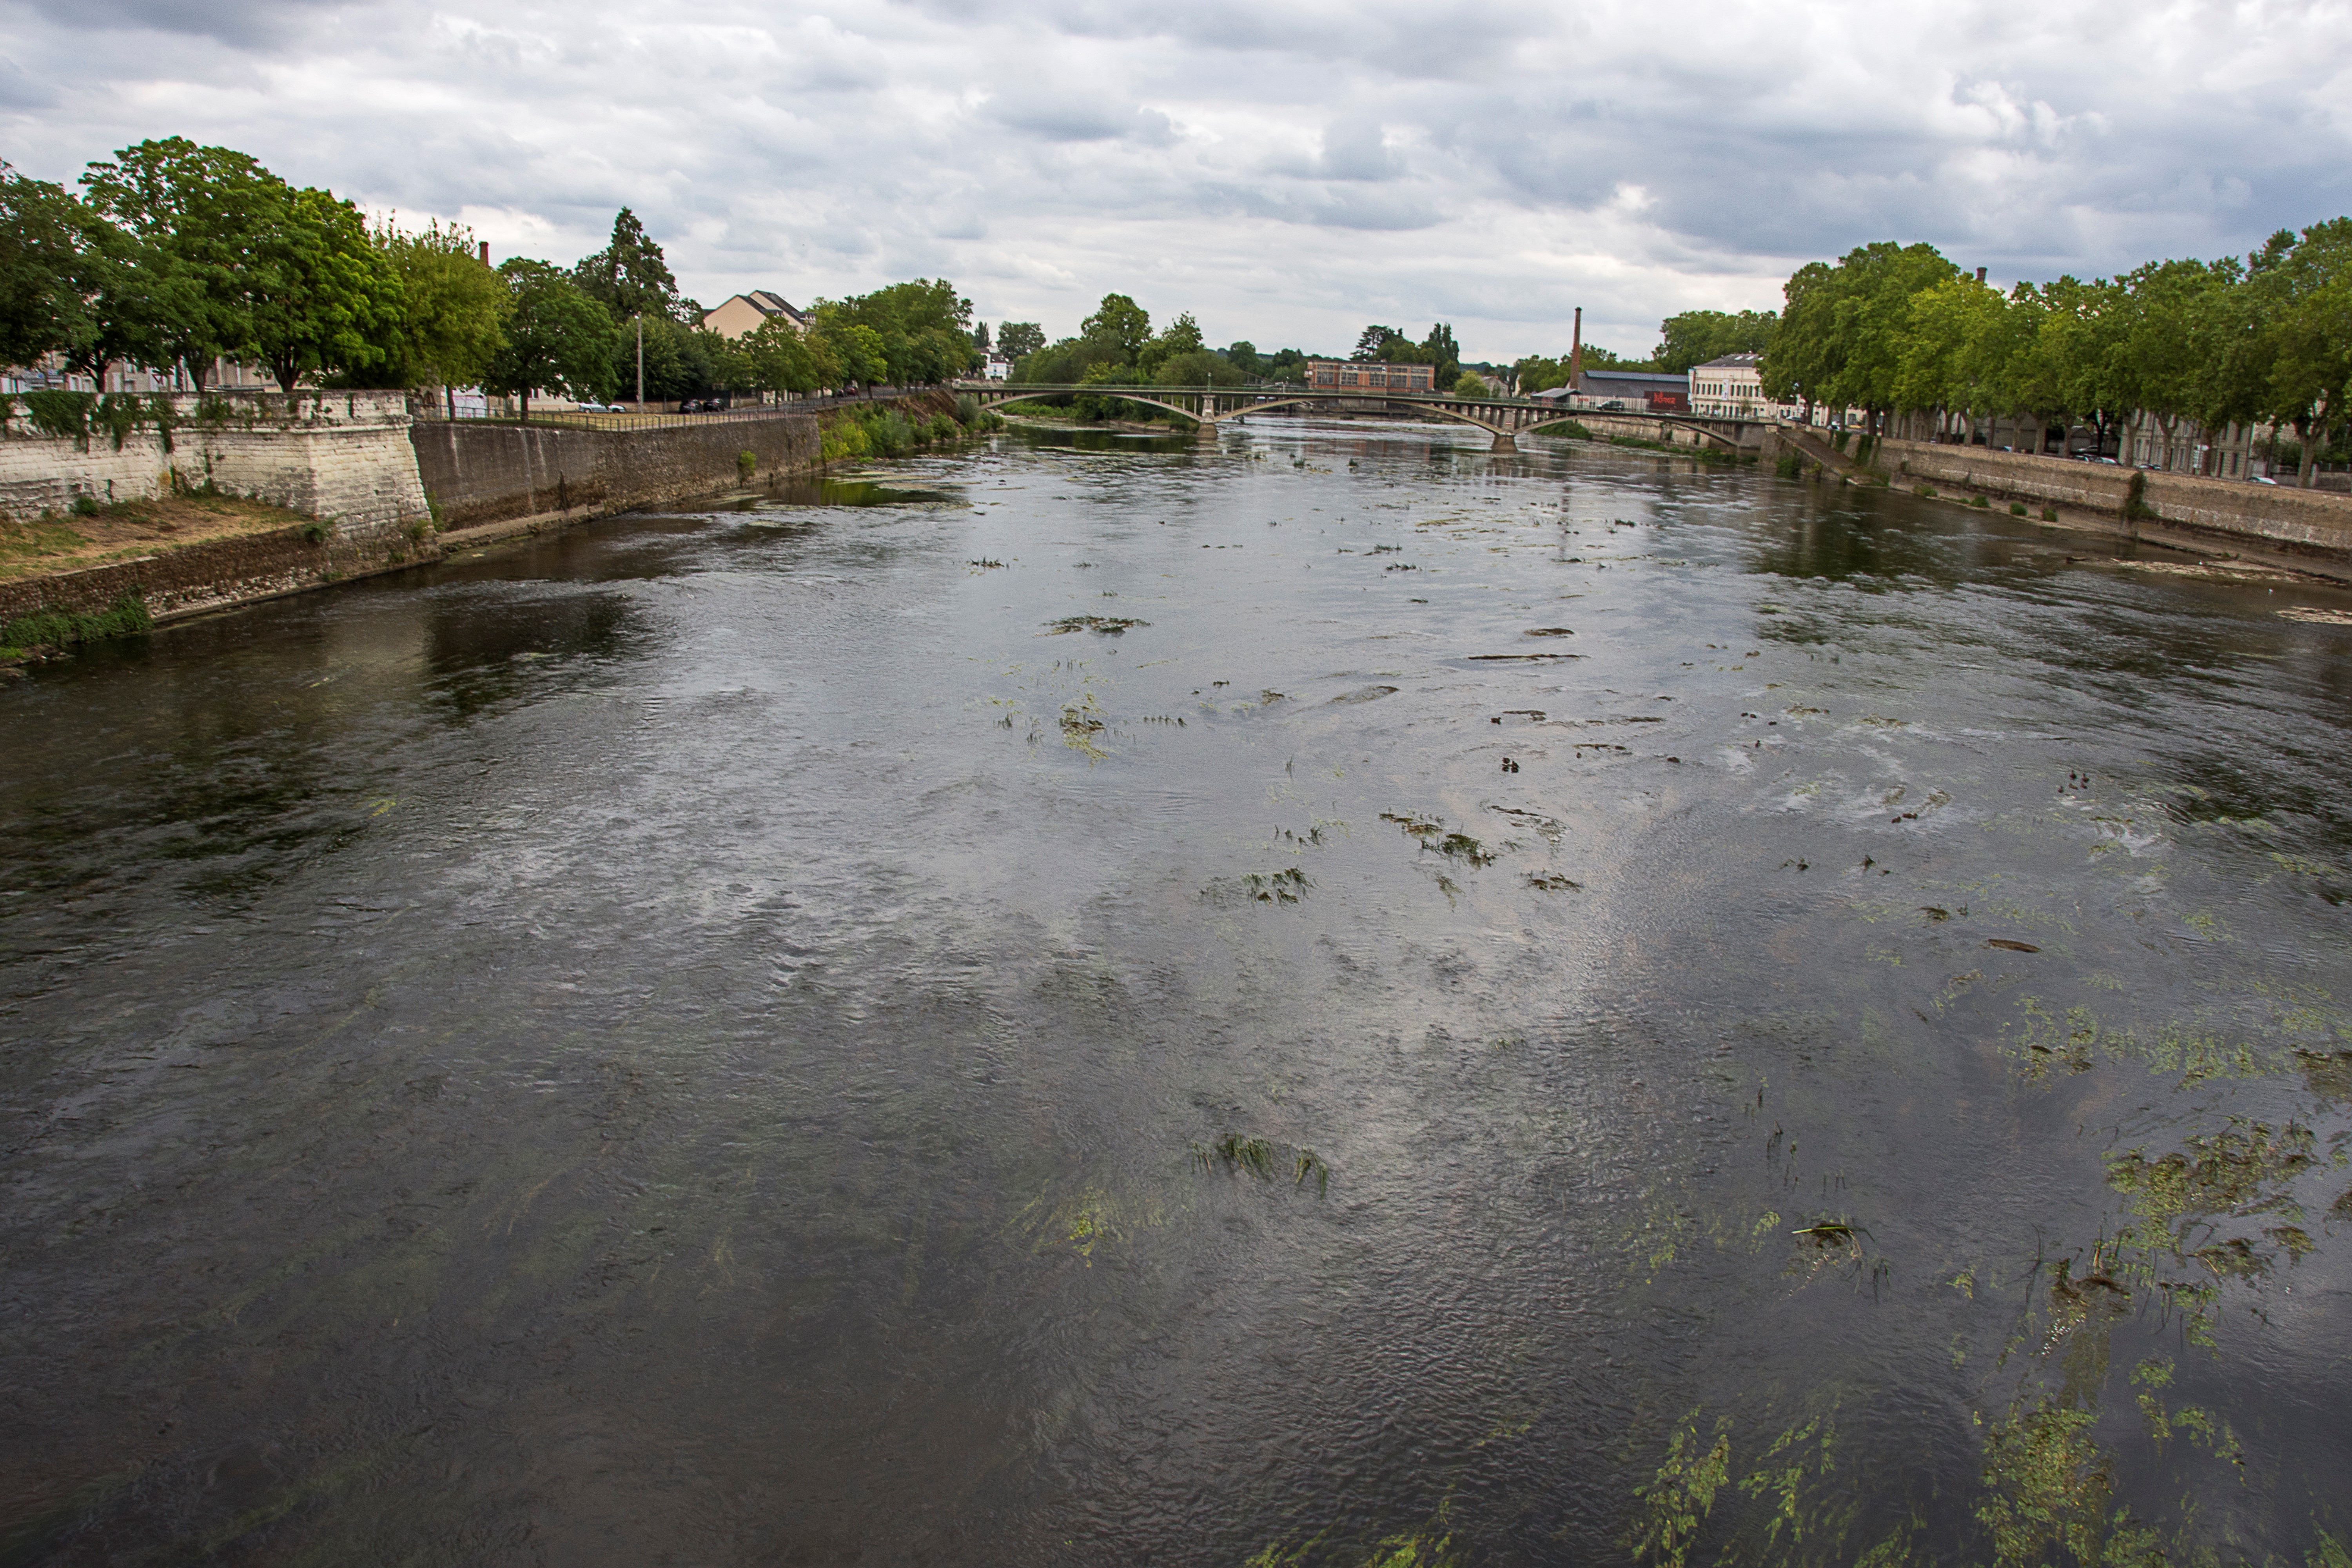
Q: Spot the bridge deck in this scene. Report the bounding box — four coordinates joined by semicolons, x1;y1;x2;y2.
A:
957;382;1767;450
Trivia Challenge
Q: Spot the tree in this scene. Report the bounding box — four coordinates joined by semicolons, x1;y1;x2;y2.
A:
49;214;191;388
573;207;681;323
242;184;403;396
1258;348;1310;384
1893;274;2018;441
2254;220;2352;486
1354;324;1408;361
1760;260;1838;415
1423;323;1461;387
816;279;978;385
743;315;838;396
815;316;888;388
1081;294;1152;362
1655;309;1777;375
0;164;96;370
972;321;991;354
1140;310;1205;377
2111;257;2232;469
1452;371;1492;399
1155;349;1242;388
77;138;281;391
998;321;1045;362
367;219;509;396
484;259;618;420
1225;340;1261;375
1513;355;1568;396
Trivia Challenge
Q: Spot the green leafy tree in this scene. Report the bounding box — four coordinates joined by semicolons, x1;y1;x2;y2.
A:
1259;348;1310;384
365;219;509;395
971;321;991;354
2252;220;2352;486
997;321;1045;362
1081;294;1152;362
1452;370;1492;399
1140;310;1206;377
1759;261;1838;413
240;184;403;396
1154;349;1243;388
742;316;838;396
77;138;282;391
1225;340;1261;375
484;258;618;420
815;280;977;385
1654;309;1777;375
1762;243;1959;430
816;316;889;388
45;206;182;387
2110;257;2234;468
1353;324;1408;361
573;207;681;323
0;164;97;370
1514;355;1569;396
1423;323;1460;386
1893;274;2007;436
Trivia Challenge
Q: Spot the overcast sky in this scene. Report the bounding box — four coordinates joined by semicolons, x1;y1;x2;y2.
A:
4;0;2349;361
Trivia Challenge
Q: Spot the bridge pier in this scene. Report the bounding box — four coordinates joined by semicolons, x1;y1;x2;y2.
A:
1489;432;1518;454
1192;419;1220;441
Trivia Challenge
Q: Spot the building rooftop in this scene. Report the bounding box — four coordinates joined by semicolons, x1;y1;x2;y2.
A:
1695;352;1763;370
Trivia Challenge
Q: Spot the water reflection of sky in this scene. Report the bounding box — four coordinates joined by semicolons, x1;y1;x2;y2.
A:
1;419;2348;1565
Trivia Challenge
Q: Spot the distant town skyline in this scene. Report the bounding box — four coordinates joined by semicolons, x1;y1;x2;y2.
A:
4;0;2347;361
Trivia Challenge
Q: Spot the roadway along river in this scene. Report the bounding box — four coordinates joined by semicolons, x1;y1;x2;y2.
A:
3;419;2349;1565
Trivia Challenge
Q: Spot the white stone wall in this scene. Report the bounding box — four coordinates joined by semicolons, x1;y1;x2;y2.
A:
0;391;428;537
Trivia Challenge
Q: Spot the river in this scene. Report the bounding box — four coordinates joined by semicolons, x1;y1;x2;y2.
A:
3;418;2348;1565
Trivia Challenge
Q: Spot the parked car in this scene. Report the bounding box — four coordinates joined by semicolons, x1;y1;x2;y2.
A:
1599;399;1626;411
2253;475;2279;486
575;399;624;414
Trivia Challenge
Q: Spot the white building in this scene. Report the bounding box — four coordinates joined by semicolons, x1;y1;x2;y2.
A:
1690;353;1787;420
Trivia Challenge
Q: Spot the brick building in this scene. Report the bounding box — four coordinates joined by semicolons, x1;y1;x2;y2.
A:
1304;360;1434;392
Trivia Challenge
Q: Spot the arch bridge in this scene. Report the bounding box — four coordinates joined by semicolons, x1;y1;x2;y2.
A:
953;381;1768;455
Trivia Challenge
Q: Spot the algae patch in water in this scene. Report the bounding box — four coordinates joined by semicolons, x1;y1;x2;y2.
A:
1045;615;1149;635
1191;1134;1330;1198
1381;812;1498;868
1206;867;1311;905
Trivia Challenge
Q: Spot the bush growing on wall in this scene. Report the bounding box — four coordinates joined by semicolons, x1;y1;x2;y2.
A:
1;591;153;654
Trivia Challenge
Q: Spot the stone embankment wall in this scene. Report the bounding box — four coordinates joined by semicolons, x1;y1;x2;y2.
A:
1874;438;2352;562
1574;410;1769;452
0;391;431;537
0;523;420;624
411;408;828;532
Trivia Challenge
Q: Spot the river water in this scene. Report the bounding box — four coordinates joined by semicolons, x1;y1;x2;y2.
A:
3;419;2349;1566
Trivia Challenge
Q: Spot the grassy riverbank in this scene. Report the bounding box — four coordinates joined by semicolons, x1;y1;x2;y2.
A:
0;493;322;583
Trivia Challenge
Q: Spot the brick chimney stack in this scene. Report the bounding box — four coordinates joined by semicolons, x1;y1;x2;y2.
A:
480;241;490;267
1568;306;1583;390
1976;266;1987;283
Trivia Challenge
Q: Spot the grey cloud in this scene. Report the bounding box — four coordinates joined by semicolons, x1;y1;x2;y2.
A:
1317;117;1397;181
7;0;2350;360
982;85;1176;145
20;0;372;46
0;51;56;109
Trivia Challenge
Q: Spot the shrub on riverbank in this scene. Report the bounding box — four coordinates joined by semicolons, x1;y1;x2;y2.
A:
2;591;153;657
820;398;999;462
